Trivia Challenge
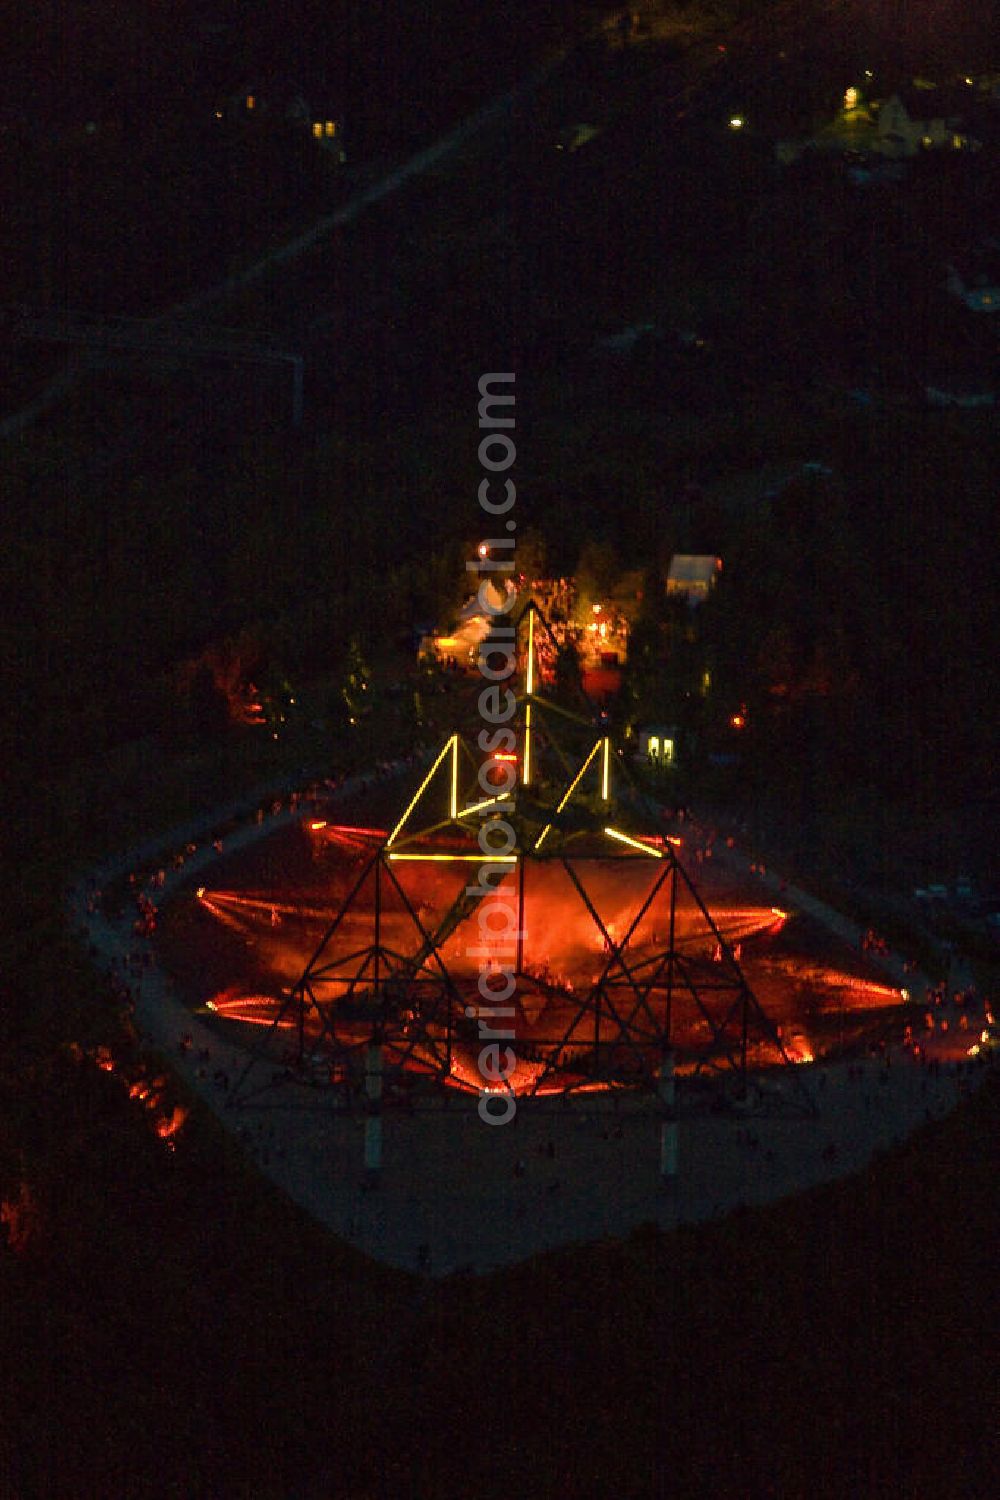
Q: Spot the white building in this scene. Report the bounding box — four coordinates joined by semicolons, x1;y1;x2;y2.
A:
636;725;676;765
666;555;722;605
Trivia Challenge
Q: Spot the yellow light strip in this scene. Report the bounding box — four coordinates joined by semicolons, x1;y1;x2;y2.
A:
450;735;458;820
524;701;533;787
526;607;535;695
601;737;610;801
556;740;602;814
387;852;518;863
532;740;602;851
386;735;456;847
604;826;664;858
459;795;506;817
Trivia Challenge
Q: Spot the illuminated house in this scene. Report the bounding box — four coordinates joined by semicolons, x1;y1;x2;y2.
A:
666;555;722;605
216;83;345;158
637;725;676;765
420;578;516;664
875;89;972;156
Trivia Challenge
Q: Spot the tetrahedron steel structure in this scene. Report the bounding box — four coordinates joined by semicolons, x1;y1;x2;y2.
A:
229;599;815;1114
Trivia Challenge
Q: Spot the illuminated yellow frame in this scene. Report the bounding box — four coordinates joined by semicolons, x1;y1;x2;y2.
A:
386;734;459;847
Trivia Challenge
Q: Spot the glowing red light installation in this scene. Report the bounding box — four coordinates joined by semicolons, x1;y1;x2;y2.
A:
225;600;815;1115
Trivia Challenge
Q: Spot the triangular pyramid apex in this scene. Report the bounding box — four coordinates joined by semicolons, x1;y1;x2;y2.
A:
513;596;599;723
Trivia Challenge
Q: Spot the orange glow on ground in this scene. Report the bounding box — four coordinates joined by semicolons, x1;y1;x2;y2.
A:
85;1049;189;1148
156;1105;189;1140
206;986;300;1029
160;819;912;1090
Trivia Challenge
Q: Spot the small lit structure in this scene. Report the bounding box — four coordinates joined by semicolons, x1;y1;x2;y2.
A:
944;263;1000;314
555;122;601;153
637;725;676;765
421;577;516;664
876;90;968;157
666;555;722;605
